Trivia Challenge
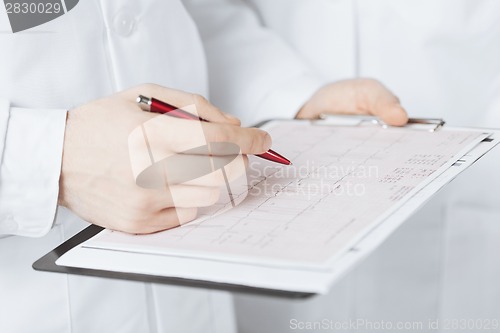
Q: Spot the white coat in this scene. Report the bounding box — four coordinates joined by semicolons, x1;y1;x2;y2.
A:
0;0;324;332
228;0;500;331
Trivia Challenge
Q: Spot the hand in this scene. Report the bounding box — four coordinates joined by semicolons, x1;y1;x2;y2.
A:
58;84;272;234
296;79;408;126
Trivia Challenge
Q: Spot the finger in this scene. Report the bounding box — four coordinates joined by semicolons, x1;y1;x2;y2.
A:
379;104;408;127
134;184;222;209
110;205;197;234
359;80;409;126
191;93;241;126
201;122;272;155
143;207;198;234
182;154;248;187
132;143;247;188
129;115;256;182
139;116;271;157
120;83;241;126
166;185;221;208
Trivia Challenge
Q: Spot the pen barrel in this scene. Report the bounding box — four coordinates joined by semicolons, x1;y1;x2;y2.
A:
139;96;291;165
151;98;205;121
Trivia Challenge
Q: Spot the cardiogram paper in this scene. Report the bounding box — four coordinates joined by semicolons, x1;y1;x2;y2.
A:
82;120;489;269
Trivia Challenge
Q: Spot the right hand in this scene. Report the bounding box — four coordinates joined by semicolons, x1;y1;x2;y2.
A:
58;84;272;234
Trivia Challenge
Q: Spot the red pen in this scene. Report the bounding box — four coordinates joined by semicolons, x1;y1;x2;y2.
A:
136;95;292;165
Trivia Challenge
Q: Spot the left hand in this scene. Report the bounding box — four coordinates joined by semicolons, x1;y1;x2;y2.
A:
296;78;408;126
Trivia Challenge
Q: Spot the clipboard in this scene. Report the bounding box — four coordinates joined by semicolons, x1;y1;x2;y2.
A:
33;118;500;299
33;224;308;298
318;114;445;131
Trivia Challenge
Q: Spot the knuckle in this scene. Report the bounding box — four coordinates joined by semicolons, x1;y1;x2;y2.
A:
223;112;241;126
192;93;208;106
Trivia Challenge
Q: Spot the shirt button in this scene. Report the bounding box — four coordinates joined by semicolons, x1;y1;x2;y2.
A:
113;9;136;37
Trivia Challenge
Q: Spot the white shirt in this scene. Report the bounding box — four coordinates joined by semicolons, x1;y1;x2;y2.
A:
0;0;328;331
235;1;500;331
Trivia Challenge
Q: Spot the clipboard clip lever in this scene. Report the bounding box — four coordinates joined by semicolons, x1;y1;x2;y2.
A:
317;114;445;132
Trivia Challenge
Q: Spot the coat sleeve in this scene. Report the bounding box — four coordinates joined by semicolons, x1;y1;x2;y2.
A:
0;99;67;237
182;0;327;126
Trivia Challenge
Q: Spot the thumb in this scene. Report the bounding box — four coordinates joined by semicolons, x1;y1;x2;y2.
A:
360;80;409;126
381;104;408;127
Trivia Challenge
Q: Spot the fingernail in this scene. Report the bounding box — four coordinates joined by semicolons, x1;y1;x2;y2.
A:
263;133;272;151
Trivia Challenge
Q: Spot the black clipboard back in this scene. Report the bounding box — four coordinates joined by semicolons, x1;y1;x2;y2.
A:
33;224;314;299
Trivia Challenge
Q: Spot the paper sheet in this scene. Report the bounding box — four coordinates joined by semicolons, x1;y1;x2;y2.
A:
78;121;490;270
56;131;498;295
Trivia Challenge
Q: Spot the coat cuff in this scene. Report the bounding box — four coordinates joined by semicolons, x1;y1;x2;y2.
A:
0;100;67;237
